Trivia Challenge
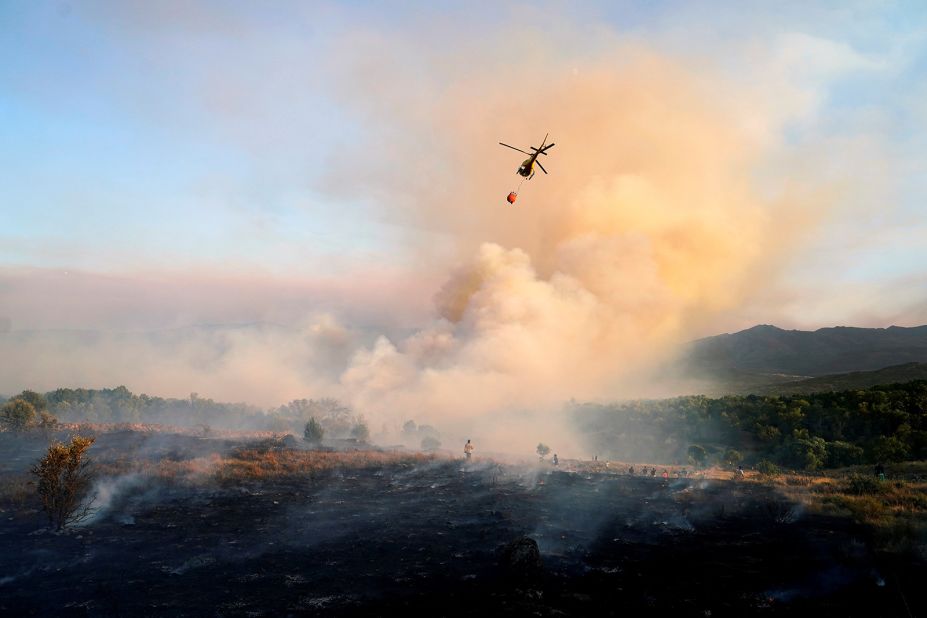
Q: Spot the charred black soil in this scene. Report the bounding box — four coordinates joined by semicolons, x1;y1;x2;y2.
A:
0;432;923;616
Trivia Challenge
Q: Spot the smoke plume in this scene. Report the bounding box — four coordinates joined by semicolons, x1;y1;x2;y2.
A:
1;20;846;455
318;35;825;452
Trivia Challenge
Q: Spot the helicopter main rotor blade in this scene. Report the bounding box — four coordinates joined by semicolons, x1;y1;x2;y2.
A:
531;142;555;155
499;142;532;155
536;160;548;174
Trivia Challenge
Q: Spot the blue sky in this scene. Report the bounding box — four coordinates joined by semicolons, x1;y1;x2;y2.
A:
1;1;384;273
2;1;927;331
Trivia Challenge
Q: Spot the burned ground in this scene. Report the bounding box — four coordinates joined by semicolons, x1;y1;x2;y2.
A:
0;431;924;616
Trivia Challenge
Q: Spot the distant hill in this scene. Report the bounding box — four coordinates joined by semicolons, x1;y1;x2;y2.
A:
685;324;927;375
679;324;927;395
757;362;927;395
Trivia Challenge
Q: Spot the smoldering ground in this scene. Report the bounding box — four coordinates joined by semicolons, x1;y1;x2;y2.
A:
2;428;919;616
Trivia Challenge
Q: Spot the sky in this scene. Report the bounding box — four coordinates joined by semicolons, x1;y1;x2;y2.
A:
2;2;927;427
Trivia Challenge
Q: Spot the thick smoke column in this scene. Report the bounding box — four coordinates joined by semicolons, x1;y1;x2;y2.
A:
0;23;835;456
327;38;820;452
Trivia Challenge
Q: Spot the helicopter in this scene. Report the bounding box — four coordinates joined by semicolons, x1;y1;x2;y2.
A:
499;133;555;180
499;134;555;204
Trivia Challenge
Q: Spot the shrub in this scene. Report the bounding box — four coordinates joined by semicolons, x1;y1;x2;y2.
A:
421;435;441;451
31;435;97;529
761;498;797;524
840;495;888;523
303;417;324;445
756;459;780;476
536;443;550;459
1;399;36;432
844;473;886;496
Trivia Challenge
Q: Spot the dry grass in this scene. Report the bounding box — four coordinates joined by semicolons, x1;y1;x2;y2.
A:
215;448;436;481
58;422;284;439
767;463;927;557
564;459;743;480
0;474;35;510
92;447;439;485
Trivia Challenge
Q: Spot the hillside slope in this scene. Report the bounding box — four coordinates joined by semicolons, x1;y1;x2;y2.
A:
758;361;927;395
685;324;927;377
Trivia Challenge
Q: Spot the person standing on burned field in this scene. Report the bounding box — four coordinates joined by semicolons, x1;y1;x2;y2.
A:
464;439;474;460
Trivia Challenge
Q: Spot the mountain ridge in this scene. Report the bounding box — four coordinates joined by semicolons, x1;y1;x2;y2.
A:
685;323;927;377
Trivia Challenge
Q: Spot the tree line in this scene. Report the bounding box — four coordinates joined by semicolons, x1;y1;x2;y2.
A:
0;386;368;440
574;380;927;470
5;380;926;470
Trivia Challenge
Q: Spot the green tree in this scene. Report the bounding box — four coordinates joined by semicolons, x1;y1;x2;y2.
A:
756;424;781;443
723;448;743;467
37;411;59;440
756;459;780;476
350;420;370;442
687;444;708;468
16;390;47;412
536;443;551;460
421;435;441;451
303;417;324;445
1;399;36;432
825;441;864;467
779;435;827;470
870;436;910;463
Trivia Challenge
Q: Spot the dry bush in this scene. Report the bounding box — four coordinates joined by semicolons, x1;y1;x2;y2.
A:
31;435;97;529
0;475;35;510
760;498;797;524
843;474;886;496
874;519;927;557
837;495;890;523
884;487;927;511
758;466;927;556
784;475;813;487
